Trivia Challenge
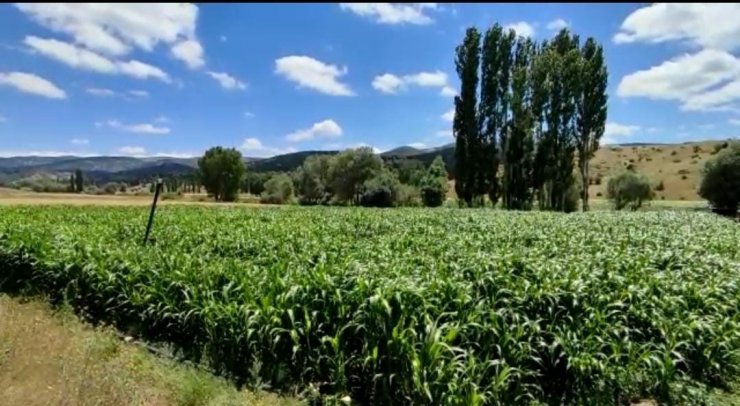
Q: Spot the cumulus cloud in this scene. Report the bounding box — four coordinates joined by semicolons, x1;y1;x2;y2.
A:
339;3;438;25
128;90;149;97
206;71;246;90
617;49;740;112
409;142;426;149
86;87;115;97
439;86;456;97
613;4;740;51
0;71;66;99
286;119;343;142
275;55;354;96
546;18;569;32
372;70;450;95
436;129;453;138
15;3;204;69
604;122;640;144
729;118;740;126
240;137;296;157
504;22;536;38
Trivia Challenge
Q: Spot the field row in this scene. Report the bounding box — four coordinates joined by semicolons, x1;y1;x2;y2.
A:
0;206;738;404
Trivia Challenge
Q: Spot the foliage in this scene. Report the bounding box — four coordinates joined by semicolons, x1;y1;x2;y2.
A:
103;182;120;194
327;147;382;204
294;155;333;205
385;158;426;187
260;174;295;205
358;168;400;207
699;142;740;214
606;170;654;210
420;156;449;208
453;27;481;206
198;147;246;202
0;207;738;404
395;184;421;207
75;168;84;193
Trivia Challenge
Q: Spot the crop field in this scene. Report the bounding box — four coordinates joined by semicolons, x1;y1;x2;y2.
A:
0;206;738;404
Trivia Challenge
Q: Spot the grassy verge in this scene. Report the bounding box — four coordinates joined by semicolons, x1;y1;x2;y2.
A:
0;295;302;406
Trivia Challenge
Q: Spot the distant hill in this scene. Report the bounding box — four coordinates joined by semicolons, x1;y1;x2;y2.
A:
380;146;423;157
247;150;338;172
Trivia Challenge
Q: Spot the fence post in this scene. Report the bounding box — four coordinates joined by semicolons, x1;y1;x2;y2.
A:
143;178;163;245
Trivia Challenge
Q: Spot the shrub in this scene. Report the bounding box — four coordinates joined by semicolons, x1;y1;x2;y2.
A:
693;145;702;153
103;182;120;194
358;168;400;207
655;180;665;191
260;174;295;204
673;158;682;163
606;171;654;211
681;175;688;180
420;156;449;208
677;169;690;175
671;150;677;156
564;182;581;213
713;142;728;154
699;142;740;214
396;184;421;207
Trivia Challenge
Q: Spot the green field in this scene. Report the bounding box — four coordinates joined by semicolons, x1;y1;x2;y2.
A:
1;206;738;404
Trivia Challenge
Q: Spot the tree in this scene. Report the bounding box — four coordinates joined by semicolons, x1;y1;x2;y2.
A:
260;173;295;204
480;24;515;207
504;36;535;210
421;156;449;207
295;155;333;205
198;146;246;202
575;38;608;212
454;27;481;206
328;147;382;204
359;167;401;207
606;171;653;211
69;172;75;193
699;142;740;215
74;168;83;193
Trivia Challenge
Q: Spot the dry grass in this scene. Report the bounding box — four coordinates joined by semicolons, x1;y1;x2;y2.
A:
0;295;301;406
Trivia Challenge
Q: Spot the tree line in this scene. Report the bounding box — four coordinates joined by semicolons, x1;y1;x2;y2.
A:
453;25;608;211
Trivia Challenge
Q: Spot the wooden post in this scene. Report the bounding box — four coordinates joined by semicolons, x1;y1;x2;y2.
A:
143;178;163;245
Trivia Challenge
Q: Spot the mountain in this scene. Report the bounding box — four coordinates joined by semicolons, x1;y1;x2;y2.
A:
380;146;423;157
247;150;338;172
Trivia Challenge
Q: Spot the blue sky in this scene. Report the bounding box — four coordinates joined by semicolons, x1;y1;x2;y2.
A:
0;3;739;158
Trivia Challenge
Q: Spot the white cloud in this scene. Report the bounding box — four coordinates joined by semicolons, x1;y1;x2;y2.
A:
339;3;438;25
86;87;115;96
118;146;147;156
104;119;170;134
436;129;453;138
353;142;382;154
117;60;170;82
70;138;89;145
244;111;255;118
24;36;118;73
206;71;246;90
440;86;456;97
409;142;426;149
171;39;204;69
729;118;740;126
605;122;640;138
546;18;569;32
647;127;659;133
286;119;343;142
128;90;148;97
504;22;536;38
0;71;66;99
372;73;404;94
15;3;204;69
613;4;740;51
25;36;170;82
441;108;455;122
617;49;740;112
275;55;354;96
372;70;450;95
154;115;169;123
240;137;296;157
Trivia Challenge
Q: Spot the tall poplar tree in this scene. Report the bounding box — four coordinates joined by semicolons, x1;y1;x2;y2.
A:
576;38;608;211
479;24;514;206
453;27;481;206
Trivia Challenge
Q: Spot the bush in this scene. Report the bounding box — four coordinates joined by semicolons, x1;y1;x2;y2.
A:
699;142;740;214
396;184;421;207
655;180;665;191
713;142;728;154
260;174;295;204
681;175;688;180
358;168;401;207
673;158;682;163
103;182;120;194
693;145;702;153
606;171;654;211
677;169;689;175
564;182;580;213
671;150;677;156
